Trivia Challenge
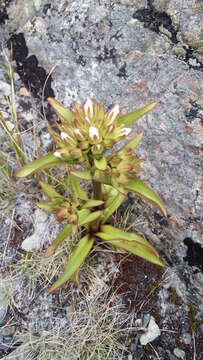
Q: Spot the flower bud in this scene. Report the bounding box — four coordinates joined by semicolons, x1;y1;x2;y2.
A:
53;151;62;158
84;99;94;118
106;105;119;126
70;148;82;159
89;126;100;142
79;140;89;150
74;128;84;140
92;143;104;155
119;128;132;137
118;160;132;172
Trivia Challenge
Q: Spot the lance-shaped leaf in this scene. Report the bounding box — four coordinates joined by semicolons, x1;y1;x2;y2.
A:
96;233;163;267
78;209;91;224
116;133;143;157
117;102;156;127
36;199;64;213
82;199;104;209
48;97;73;124
94;155;107;171
44;224;72;257
15;153;66;177
79;210;103;226
125;178;166;218
71;170;92;181
102;192;125;224
70;174;88;200
0;111;25;164
39;181;63;199
49;235;94;292
97;225;158;255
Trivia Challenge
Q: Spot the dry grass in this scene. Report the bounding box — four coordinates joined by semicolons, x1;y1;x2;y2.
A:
2;242;133;360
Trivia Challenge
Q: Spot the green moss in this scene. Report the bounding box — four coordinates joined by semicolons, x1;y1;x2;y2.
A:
188;300;201;333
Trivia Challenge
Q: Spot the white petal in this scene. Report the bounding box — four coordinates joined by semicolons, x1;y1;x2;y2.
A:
120;128;132;136
75;128;83;138
108;125;114;133
61;131;71;141
84;99;93;118
53;151;62;158
85;116;91;124
108;105;119;125
89;126;100;140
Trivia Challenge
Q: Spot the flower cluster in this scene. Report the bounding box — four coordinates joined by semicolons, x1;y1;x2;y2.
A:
52;99;131;165
50;99;144;186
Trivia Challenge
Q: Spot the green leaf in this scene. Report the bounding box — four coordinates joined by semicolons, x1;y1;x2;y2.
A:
125;178;166;218
0;111;25;164
97;236;163;267
116;133;143;156
82;199;104;209
48;97;73;124
79;210;103;226
117;102;157;127
98;225;158;254
44;224;72;257
71;170;92;181
70;174;88;200
94;155;107;171
36;199;63;213
78;209;91;225
15;153;66;177
49;235;94;292
39;181;63;199
102;192;125;224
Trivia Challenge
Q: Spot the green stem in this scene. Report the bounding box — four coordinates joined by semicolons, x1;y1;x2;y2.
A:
93;180;102;201
91;180;102;232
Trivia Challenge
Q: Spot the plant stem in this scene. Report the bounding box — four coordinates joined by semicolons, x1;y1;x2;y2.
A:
93;180;102;201
91;180;102;232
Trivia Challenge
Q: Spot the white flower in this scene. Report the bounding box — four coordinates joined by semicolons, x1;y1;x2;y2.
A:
119;128;132;137
75;128;83;139
89;126;100;140
54;151;62;158
84;99;93;118
61;132;72;141
108;125;114;133
108;105;119;125
85;116;91;124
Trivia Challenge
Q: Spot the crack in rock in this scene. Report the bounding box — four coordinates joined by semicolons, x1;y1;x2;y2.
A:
183;237;203;272
133;0;203;72
7;33;54;100
0;0;11;25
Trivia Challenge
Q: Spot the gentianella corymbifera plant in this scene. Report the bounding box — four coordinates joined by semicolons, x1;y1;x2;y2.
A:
16;98;166;292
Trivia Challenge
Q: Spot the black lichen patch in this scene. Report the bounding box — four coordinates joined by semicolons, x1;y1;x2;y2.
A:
7;33;54;100
0;0;11;25
184;45;203;72
96;45;118;66
133;2;178;44
117;62;128;79
183;237;203;272
185;101;203;124
133;1;203;72
76;54;86;67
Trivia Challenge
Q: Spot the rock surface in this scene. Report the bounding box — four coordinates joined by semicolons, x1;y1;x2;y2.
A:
140;316;161;345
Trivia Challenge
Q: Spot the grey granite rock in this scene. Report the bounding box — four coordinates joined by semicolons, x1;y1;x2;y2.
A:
140;317;161;345
0;280;8;326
